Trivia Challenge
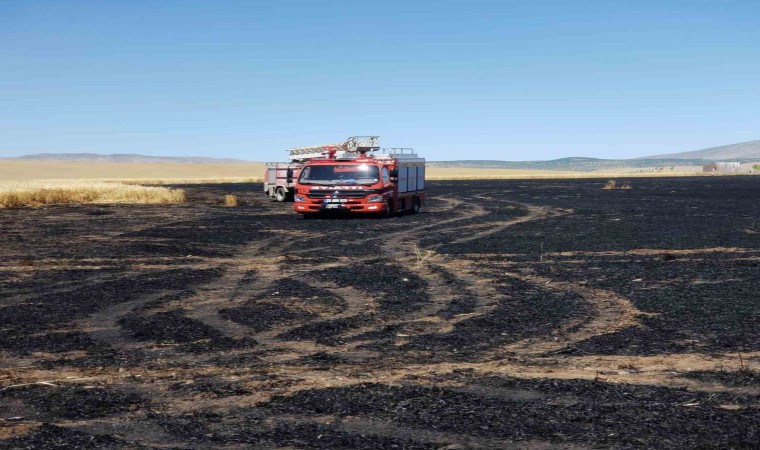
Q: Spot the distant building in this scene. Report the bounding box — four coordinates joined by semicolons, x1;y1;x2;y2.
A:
703;162;741;173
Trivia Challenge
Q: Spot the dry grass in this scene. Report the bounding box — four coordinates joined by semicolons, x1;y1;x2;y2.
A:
118;177;263;185
602;180;632;190
223;194;239;207
0;180;185;208
0;160;266;182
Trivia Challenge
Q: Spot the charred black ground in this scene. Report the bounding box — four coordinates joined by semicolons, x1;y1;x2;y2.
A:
1;177;758;448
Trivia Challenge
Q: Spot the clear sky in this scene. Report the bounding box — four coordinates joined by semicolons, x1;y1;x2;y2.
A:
1;1;759;161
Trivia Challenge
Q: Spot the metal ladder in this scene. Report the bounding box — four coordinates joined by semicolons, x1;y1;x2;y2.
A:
288;136;380;162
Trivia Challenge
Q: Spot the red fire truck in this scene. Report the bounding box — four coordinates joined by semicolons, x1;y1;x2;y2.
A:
289;136;425;218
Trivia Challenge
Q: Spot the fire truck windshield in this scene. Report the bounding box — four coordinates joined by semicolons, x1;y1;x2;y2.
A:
298;164;380;185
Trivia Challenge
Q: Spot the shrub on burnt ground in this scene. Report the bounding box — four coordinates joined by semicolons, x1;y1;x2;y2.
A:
263;381;759;448
0;331;96;355
277;315;375;346
0;424;141;449
681;369;760;387
219;302;316;332
1;385;146;420
222;194;239;207
309;260;430;314
0;268;224;334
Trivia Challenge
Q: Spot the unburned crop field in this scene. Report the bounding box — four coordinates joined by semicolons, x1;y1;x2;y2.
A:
1;177;758;448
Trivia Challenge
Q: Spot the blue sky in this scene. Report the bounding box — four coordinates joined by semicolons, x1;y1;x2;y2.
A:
1;1;759;161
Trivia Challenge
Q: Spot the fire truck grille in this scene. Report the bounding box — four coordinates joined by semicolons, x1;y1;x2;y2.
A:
307;190;375;199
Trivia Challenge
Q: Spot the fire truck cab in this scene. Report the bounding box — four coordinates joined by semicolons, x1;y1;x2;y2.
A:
290;136;425;218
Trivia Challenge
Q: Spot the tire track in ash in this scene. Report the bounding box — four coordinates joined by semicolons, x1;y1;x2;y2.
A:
265;194;509;354
367;193;570;341
446;194;571;245
103;191;646;378
393;193;652;359
171;235;307;341
448;259;655;357
55;194;642;392
498;273;655;356
190;194;502;360
283;194;490;257
73;234;289;361
250;193;574;361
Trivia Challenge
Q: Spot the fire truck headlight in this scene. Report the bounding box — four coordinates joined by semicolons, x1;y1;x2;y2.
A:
294;194;306;202
367;195;383;203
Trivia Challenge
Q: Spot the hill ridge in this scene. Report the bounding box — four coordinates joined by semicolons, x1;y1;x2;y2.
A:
642;139;760;160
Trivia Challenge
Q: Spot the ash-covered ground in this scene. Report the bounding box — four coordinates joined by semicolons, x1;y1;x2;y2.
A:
1;177;758;448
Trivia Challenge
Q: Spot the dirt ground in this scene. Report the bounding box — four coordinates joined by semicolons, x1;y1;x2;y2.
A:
1;177;758;449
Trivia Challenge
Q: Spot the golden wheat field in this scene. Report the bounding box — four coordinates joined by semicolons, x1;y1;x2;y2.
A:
0;180;186;208
0;160;267;183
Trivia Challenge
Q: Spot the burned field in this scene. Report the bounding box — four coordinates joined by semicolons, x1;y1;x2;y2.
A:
1;177;758;448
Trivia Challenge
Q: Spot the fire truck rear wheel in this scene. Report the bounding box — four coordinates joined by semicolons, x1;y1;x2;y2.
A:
275;188;287;202
411;197;421;214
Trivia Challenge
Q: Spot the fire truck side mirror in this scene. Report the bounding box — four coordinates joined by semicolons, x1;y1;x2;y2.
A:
389;168;398;178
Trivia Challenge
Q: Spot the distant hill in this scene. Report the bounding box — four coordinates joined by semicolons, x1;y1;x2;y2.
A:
643;140;760;160
430;140;760;171
7;140;760;172
428;157;710;172
11;153;252;164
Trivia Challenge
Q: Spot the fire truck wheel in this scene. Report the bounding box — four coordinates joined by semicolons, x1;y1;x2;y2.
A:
274;188;287;202
411;197;421;214
381;201;394;219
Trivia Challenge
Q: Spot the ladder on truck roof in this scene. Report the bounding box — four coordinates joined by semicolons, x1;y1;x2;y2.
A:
288;136;380;162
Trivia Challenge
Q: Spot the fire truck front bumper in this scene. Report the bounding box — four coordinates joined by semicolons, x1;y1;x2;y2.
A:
294;202;386;214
